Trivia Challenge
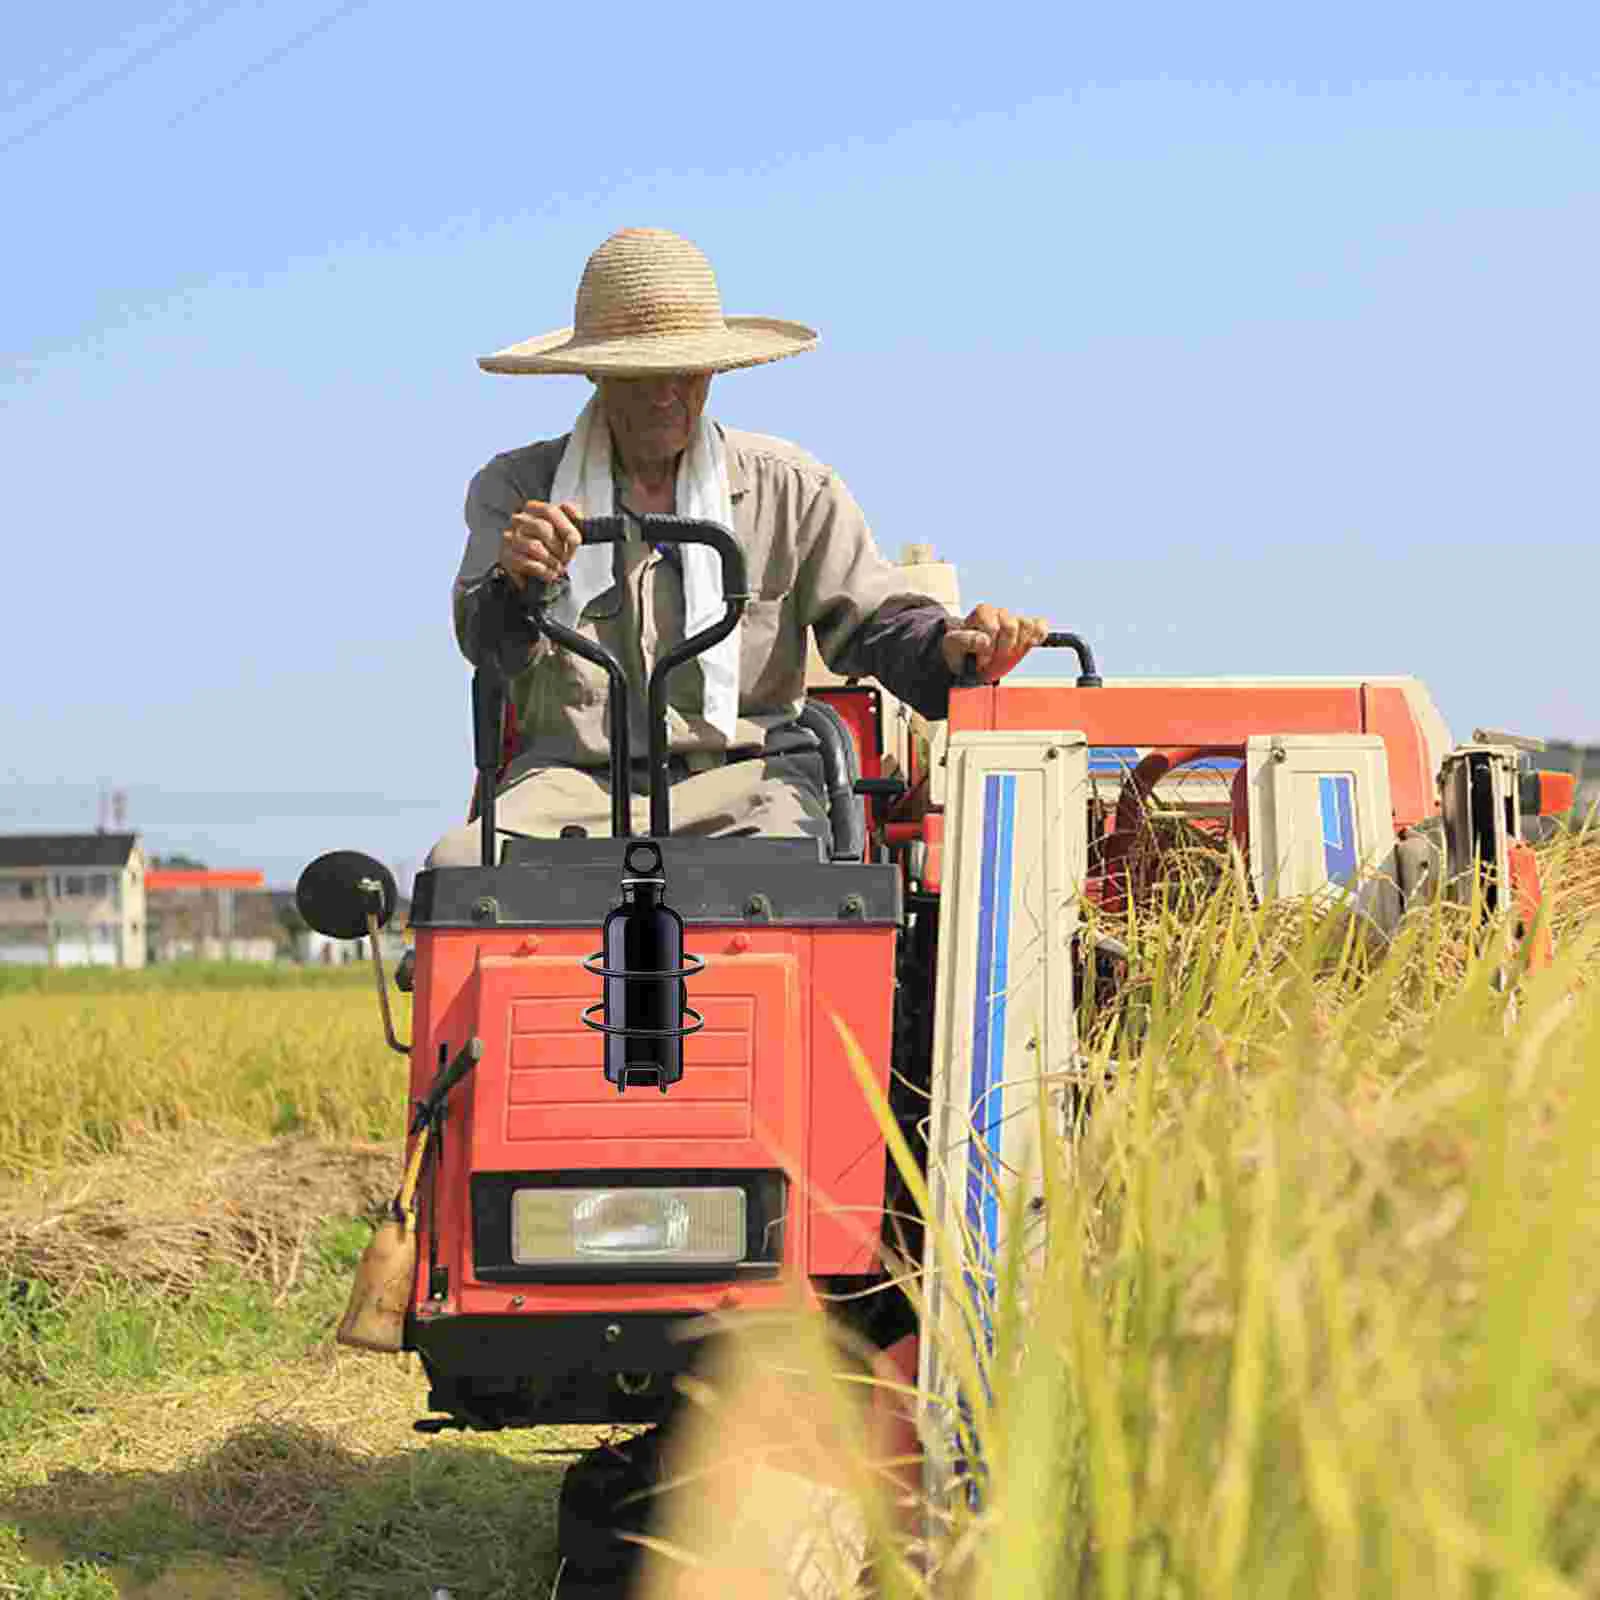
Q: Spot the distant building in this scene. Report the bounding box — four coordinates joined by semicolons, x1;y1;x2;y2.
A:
294;914;410;967
0;833;147;967
144;868;281;963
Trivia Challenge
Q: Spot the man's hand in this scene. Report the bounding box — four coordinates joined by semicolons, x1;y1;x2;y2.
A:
497;500;584;590
940;605;1052;683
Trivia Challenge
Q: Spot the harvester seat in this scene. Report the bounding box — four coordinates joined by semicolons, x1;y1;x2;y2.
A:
796;697;867;862
473;697;868;860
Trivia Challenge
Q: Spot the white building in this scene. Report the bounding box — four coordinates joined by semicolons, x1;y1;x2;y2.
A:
0;833;148;967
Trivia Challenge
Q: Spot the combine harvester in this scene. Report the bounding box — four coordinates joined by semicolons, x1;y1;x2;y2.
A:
296;515;1574;1594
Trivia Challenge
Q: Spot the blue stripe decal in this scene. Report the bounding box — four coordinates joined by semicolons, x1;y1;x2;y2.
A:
984;781;1015;1261
1320;774;1358;885
964;777;1001;1274
955;772;1016;1510
964;774;1016;1330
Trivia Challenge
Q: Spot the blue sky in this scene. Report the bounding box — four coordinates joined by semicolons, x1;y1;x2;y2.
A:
3;2;1597;889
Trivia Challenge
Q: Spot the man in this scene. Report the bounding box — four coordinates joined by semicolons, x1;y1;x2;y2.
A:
427;228;1048;865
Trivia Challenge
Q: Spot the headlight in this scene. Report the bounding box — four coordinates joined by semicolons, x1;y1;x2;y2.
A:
511;1186;747;1267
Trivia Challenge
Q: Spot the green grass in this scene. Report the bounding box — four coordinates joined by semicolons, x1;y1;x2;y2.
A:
0;1526;119;1598
0;1219;365;1445
0;1163;579;1598
0;962;376;997
2;1428;569;1600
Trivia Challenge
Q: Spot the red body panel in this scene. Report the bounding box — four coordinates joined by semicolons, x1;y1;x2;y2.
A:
808;685;885;780
1532;771;1578;816
406;919;896;1324
1509;842;1553;971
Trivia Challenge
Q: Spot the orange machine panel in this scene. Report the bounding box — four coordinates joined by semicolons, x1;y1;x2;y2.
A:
954;682;1367;744
807;928;897;1274
1359;684;1435;826
481;954;798;1163
951;681;1441;828
404;919;897;1321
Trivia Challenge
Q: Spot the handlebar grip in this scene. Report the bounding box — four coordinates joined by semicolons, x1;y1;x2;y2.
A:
630;512;750;602
504;516;622;620
574;514;625;545
555;513;748;602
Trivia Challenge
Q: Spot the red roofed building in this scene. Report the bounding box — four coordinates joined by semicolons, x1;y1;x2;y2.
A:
144;867;281;963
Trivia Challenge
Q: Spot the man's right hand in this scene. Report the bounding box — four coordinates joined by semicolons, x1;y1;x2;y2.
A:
497;500;583;590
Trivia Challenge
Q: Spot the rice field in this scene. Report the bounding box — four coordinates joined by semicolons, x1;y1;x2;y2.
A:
1;833;1597;1597
0;972;406;1175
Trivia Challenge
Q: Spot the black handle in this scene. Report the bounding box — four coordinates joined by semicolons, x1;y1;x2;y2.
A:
512;512;748;609
565;513;626;547
631;515;750;837
623;512;750;606
1046;631;1102;687
853;777;908;800
411;1036;484;1134
508;515;631;836
957;629;1102;690
515;512;750;840
853;776;909;854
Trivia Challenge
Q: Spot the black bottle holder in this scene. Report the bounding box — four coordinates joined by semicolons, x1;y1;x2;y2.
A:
581;842;706;1094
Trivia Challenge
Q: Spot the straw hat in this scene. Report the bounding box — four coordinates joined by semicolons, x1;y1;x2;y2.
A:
478;228;818;377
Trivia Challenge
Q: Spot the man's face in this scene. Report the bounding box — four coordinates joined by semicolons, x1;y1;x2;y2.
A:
596;372;713;464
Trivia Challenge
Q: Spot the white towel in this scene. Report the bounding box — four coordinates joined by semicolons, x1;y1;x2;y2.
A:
546;394;740;743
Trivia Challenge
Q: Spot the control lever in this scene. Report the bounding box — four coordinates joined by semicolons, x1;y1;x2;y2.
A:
854;775;909;862
958;629;1102;689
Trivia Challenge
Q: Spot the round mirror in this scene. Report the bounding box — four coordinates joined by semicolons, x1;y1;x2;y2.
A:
295;851;397;940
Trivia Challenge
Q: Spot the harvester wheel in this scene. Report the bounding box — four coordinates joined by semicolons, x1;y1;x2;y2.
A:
554;1427;665;1595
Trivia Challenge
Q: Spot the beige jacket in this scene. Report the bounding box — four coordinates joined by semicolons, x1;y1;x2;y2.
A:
453;424;947;770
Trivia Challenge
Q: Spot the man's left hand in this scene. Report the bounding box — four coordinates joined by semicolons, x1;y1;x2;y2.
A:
941;605;1052;683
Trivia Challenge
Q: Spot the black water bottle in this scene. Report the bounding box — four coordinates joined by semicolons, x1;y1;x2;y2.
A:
602;844;688;1093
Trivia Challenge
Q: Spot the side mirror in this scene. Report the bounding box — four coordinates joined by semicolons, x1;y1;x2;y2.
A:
296;851;398;940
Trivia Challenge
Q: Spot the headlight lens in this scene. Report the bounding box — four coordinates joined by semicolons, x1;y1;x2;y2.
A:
511;1186;747;1266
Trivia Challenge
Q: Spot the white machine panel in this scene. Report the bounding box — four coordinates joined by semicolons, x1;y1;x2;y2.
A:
917;730;1089;1526
1245;734;1397;904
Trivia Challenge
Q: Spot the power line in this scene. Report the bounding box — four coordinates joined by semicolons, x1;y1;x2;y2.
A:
164;0;373;132
2;0;374;159
1;0;243;158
